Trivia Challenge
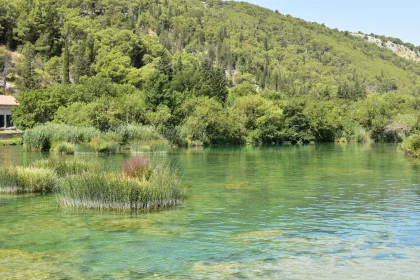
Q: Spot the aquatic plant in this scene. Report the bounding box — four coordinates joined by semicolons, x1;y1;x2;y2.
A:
0;166;56;193
75;138;119;154
57;165;185;211
400;134;420;158
130;139;169;153
112;124;163;145
31;157;101;177
23;124;101;151
0;137;22;146
54;142;76;155
121;157;152;180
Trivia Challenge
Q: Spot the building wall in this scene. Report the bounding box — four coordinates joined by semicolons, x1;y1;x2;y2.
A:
0;105;14;128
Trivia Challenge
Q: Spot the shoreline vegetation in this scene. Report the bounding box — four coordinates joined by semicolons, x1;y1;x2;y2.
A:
2;1;420;151
400;134;420;158
22;123;168;154
0;156;185;211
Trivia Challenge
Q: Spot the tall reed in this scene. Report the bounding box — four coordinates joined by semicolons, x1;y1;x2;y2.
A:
112;124;163;145
130;139;170;153
31;157;101;177
0;166;56;193
57;165;185;211
23;124;101;151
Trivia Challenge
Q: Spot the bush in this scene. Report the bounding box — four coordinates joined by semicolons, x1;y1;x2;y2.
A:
57;165;185;211
121;157;152;180
31;157;101;177
0;166;56;193
400;134;420;158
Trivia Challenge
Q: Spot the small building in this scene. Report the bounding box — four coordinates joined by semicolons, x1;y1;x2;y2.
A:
0;95;18;128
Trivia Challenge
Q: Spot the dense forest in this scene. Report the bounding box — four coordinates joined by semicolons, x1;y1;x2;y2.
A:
1;0;420;145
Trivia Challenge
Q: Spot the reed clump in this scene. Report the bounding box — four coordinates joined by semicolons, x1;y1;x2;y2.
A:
31;157;101;177
23;124;169;154
400;134;420;158
54;142;76;155
0;166;56;193
130;139;170;153
57;164;185;211
75;138;119;154
113;124;163;145
0;137;22;146
23;124;101;151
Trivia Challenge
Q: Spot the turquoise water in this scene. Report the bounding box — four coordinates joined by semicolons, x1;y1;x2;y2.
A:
0;144;419;279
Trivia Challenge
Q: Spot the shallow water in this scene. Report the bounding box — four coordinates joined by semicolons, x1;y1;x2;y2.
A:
0;144;419;279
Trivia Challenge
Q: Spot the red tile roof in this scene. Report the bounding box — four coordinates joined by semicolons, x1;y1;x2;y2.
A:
0;95;18;106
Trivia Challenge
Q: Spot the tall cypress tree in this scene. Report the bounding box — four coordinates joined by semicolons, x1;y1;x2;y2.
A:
62;41;70;85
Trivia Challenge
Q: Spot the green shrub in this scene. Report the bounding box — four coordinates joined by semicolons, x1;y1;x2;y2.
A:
57;165;185;211
31;157;101;177
335;125;371;143
0;166;56;193
400;134;420;158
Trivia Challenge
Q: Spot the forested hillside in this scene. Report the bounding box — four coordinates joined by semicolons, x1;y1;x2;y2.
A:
1;0;419;145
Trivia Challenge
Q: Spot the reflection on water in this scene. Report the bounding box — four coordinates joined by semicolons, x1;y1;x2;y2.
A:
0;144;419;279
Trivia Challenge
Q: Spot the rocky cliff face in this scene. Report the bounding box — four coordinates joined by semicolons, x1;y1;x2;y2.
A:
351;33;420;62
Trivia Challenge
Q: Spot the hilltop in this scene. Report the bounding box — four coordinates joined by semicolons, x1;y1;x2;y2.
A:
0;0;419;144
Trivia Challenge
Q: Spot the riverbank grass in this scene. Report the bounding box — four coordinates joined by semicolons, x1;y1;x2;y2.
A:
0;166;56;193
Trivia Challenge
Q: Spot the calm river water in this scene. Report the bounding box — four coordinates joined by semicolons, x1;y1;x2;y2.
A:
0;144;419;279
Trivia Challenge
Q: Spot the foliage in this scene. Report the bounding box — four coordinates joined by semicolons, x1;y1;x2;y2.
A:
2;0;420;146
400;134;420;158
0;165;56;193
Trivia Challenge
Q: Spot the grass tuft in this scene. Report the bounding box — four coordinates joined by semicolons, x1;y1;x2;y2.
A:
31;157;101;177
57;164;185;211
0;137;22;146
54;142;76;155
23;124;101;151
130;139;169;153
0;166;56;193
